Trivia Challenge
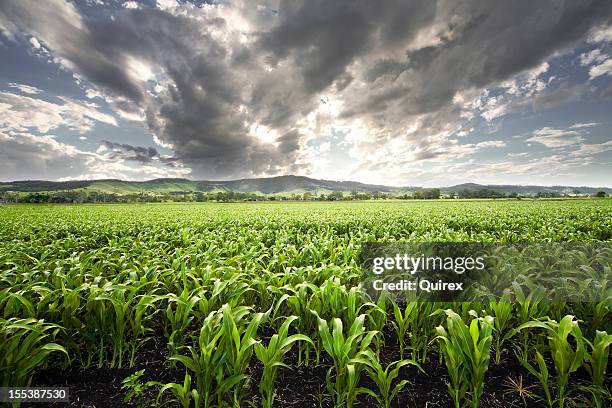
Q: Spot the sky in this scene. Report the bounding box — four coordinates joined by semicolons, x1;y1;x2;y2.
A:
0;0;611;187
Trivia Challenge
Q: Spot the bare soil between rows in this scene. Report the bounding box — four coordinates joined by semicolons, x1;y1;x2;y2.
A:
30;328;603;408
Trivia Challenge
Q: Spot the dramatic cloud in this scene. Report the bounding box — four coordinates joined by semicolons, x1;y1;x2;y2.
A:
98;141;160;163
0;0;611;184
0;91;117;133
0;130;188;181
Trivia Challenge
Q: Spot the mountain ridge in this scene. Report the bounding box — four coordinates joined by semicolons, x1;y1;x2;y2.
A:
0;175;610;195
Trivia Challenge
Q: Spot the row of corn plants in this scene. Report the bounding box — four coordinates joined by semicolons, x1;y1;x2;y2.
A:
0;200;610;406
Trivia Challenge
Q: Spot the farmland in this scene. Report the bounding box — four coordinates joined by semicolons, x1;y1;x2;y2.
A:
0;199;611;407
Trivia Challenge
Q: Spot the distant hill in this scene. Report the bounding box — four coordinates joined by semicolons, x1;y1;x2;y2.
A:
444;183;612;196
0;175;610;196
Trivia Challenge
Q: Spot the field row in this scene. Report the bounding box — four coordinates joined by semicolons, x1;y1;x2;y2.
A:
0;200;610;407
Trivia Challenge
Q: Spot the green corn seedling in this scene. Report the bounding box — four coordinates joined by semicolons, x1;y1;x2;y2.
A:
0;318;69;388
358;349;423;408
511;315;587;408
254;315;313;408
155;371;200;408
170;309;225;408
433;309;494;408
220;304;267;407
391;301;417;359
312;311;378;408
513;348;553;407
583;330;612;407
487;294;513;364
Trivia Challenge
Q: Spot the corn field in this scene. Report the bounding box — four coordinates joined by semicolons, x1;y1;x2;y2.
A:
0;200;610;407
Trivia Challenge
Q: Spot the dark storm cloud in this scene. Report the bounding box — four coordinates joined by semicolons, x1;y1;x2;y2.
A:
0;0;144;101
260;0;437;94
342;0;612;121
0;0;278;178
100;140;159;163
1;0;610;179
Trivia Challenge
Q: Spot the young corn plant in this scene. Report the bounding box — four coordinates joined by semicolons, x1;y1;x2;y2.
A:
512;282;548;359
94;284;159;368
254;315;314;408
170;309;225;408
513;348;553;407
129;293;161;367
170;304;262;408
164;288;202;349
511;315;587;408
284;282;319;365
312;311;378;408
411;302;439;363
358;349;423;408
391;301;417;359
0;318;69;387
365;295;388;355
220;304;267;407
433;309;494;408
155;371;200;408
583;330;611;407
487;294;513;364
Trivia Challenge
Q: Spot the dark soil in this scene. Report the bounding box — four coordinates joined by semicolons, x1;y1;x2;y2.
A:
30;333;182;408
28;328;605;408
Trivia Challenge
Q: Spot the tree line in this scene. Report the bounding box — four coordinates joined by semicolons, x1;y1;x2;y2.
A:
0;188;607;204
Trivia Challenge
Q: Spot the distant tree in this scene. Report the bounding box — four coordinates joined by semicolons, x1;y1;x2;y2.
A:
537;191;561;198
594;191;607;198
329;191;343;201
414;188;440;199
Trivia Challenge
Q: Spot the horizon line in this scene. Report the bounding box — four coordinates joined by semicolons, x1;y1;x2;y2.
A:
2;175;611;190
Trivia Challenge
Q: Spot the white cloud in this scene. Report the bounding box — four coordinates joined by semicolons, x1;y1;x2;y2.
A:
475;140;506;148
481;96;509;121
569;122;601;129
508;152;529;157
7;82;43;94
588;25;612;43
318;141;331;153
0;130;190;181
29;36;41;49
123;1;139;9
527;127;583;148
579;49;607;66
589;58;612;79
569;140;612;157
477;62;550;122
0;91;117;134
